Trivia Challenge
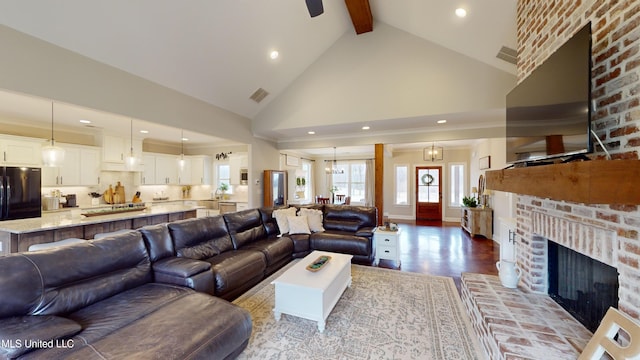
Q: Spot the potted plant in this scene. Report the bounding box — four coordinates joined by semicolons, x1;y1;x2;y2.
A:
219;183;230;200
462;196;478;208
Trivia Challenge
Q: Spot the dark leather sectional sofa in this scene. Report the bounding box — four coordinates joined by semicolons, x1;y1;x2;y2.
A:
0;204;377;359
0;231;252;360
140;204;377;300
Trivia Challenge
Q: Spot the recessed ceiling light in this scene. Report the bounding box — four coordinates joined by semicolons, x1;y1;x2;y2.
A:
79;119;91;124
362;126;370;130
181;137;189;141
308;131;315;135
455;8;467;18
437;119;447;124
270;50;279;60
139;130;149;134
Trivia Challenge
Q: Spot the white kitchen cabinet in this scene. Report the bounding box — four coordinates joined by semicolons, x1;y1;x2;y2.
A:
229;153;247;185
102;134;143;171
236;202;248;211
80;147;101;185
139;153;179;185
102;134;125;163
190;155;211;185
0;135;42;166
140;153;156;185
43;147;79;186
196;208;220;218
155;154;179;184
42;145;100;186
178;157;192;185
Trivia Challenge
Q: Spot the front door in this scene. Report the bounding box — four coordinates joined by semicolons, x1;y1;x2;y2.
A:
416;166;442;221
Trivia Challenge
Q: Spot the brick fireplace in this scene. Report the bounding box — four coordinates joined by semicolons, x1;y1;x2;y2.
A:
517;198;618;294
460;0;640;358
514;0;640;321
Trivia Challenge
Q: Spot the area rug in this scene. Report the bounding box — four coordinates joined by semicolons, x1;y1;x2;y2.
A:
233;262;484;359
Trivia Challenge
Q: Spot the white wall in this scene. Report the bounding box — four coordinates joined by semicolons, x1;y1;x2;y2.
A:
384;146;471;221
470;138;516;242
254;22;516;147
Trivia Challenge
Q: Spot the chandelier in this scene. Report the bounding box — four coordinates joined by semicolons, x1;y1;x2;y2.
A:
424;143;443;162
325;147;344;174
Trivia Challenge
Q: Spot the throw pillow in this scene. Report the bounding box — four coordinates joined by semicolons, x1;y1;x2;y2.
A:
299;208;325;232
0;315;82;358
287;215;311;235
272;207;297;235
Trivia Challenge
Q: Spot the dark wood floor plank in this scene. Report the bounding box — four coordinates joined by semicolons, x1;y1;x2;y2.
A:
377;221;499;293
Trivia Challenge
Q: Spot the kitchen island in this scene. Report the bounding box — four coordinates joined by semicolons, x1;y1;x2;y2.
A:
0;203;198;254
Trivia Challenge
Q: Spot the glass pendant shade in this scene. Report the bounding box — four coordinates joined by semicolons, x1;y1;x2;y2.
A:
125;118;138;170
42;143;65;167
125;153;138;170
178;129;185;169
42;102;65;167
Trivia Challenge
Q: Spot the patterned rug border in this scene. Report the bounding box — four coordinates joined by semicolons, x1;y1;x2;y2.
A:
233;261;484;359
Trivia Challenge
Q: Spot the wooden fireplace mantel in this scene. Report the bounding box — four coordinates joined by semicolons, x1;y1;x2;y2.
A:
485;160;640;205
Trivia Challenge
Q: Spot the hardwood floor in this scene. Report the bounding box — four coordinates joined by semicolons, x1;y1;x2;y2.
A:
376;221;500;292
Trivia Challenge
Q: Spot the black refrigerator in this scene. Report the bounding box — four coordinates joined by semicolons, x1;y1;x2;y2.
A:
1;167;41;220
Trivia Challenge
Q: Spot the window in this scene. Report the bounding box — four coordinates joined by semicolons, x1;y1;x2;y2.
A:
395;165;409;205
331;160;366;204
295;160;312;202
449;163;465;207
216;163;232;194
302;160;312;200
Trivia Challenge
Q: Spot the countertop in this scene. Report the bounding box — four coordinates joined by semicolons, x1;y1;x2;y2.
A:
0;204;201;234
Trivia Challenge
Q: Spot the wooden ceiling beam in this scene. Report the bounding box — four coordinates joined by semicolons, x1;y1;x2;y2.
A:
344;0;373;35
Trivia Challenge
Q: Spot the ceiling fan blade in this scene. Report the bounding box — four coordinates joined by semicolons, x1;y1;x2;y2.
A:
305;0;324;17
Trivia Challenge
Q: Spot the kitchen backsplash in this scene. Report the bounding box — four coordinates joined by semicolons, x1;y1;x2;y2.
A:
42;171;249;208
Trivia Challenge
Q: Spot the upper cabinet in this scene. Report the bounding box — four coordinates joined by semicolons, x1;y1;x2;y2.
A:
178;157;192;185
190;155;211;185
229;153;248;185
0;135;42;166
42;144;101;186
139;153;211;186
139;152;179;185
140;153;157;185
80;147;101;185
155;154;179;185
102;134;143;171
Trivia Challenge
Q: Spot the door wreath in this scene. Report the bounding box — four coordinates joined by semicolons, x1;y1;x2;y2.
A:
421;173;434;185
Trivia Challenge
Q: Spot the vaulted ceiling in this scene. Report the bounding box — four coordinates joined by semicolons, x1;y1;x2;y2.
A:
0;0;517;151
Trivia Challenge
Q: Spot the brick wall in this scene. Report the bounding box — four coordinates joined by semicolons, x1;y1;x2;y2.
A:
515;0;640;319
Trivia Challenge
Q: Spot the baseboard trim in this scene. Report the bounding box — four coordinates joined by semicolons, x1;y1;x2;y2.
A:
388;215;461;223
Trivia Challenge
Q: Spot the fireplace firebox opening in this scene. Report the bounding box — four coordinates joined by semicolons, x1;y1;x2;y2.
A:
548;241;619;332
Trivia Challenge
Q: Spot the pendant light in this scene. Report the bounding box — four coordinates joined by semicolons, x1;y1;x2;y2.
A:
125;118;138;170
178;129;185;170
424;142;444;162
41;102;65;167
325;147;344;174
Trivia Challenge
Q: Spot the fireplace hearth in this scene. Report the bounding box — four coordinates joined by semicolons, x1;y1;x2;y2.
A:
548;241;619;332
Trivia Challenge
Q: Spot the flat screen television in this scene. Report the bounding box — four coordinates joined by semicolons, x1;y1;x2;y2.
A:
506;22;592;164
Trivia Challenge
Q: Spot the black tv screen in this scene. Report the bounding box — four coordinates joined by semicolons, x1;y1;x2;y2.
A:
506;23;592;164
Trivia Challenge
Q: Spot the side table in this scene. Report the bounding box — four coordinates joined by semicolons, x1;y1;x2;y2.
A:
374;227;401;267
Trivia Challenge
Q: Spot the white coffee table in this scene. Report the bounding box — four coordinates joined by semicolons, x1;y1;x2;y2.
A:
272;250;353;332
